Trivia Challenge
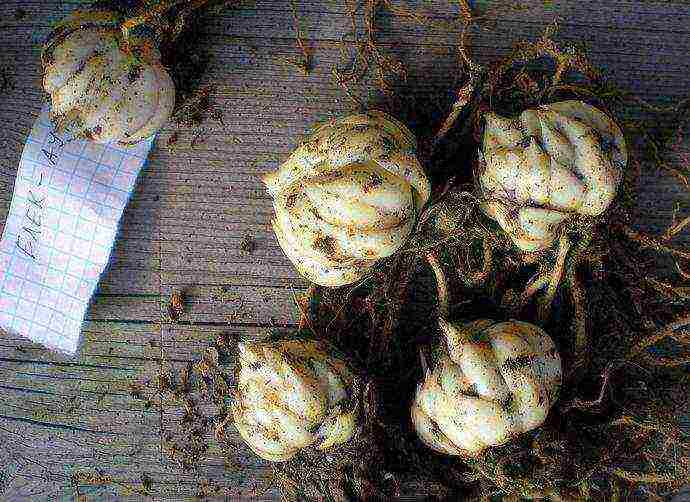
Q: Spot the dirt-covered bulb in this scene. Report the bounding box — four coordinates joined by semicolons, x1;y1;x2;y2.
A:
231;338;359;462
263;112;431;287
42;10;175;145
477;101;627;252
412;319;562;456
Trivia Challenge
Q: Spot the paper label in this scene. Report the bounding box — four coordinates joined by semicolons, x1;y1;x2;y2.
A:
0;107;154;355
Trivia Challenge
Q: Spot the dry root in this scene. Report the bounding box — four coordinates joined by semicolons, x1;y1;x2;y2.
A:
333;0;407;104
127;0;236;42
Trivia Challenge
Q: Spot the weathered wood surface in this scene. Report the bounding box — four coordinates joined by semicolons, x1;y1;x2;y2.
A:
0;0;688;500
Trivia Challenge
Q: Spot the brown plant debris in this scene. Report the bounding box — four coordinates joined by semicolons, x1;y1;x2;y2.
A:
287;0;312;75
172;84;217;128
122;0;238;44
168;289;186;322
239;234;257;255
333;0;408;103
71;470;154;499
129;345;235;474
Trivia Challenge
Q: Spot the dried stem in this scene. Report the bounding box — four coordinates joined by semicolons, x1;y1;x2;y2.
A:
364;254;418;369
619;225;690;262
520;271;550;305
459;236;494;286
426;252;449;318
644;277;690;302
288;0;312;75
425;0;482;155
431;71;480;149
567;262;588;377
611;469;681;484
560;361;619;414
539;233;572;322
627;316;690;358
664;216;690;241
121;0;213;42
295;284;318;332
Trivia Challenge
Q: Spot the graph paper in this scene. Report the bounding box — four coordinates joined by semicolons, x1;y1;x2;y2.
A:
0;107;154;355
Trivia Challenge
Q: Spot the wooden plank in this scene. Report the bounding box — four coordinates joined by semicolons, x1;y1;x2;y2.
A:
0;319;164;500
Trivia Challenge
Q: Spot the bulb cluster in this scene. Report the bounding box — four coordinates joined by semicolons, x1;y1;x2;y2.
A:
42;9;628;463
239;101;623;462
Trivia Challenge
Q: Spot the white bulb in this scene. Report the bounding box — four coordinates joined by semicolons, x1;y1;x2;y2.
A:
263;112;431;287
412;319;562;456
42;10;175;145
477;101;627;252
231;338;359;462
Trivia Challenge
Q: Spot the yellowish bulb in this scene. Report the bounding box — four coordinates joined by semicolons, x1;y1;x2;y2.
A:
477;101;627;252
412;319;562;456
263;112;431;287
231;338;359;462
42;10;175;145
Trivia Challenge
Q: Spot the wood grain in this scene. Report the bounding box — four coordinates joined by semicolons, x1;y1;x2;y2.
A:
0;0;688;500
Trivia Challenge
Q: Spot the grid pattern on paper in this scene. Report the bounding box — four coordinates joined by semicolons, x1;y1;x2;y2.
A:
0;108;154;355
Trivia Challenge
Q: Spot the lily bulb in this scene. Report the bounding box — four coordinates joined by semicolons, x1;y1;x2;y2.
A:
263;111;431;287
42;10;175;145
477;101;627;252
412;319;562;456
231;338;359;462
